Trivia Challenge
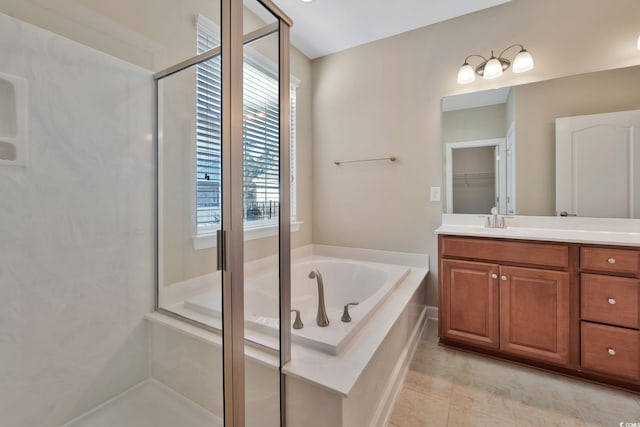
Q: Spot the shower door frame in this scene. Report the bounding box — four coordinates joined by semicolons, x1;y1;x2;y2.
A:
152;1;293;425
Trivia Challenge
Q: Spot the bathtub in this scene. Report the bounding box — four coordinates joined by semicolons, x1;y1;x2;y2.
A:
184;256;410;354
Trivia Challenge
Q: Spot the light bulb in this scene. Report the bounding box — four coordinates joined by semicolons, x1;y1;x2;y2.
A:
483;57;503;79
513;49;534;73
457;63;476;84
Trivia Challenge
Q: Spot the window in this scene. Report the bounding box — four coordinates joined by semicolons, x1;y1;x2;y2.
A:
195;16;297;238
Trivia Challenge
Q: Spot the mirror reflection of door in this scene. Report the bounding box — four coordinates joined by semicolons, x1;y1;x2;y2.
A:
556;109;640;218
445;139;507;214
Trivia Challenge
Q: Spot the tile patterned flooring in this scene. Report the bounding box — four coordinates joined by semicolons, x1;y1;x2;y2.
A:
388;320;640;426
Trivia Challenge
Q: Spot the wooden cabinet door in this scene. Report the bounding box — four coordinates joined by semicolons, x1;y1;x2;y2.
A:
441;259;500;349
500;266;570;365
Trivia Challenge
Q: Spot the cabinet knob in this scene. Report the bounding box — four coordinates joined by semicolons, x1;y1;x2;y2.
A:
607;258;616;264
501;275;507;281
607;298;616;305
607;348;616;356
491;273;498;279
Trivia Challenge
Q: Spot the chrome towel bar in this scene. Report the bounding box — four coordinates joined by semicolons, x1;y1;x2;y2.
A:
333;156;396;165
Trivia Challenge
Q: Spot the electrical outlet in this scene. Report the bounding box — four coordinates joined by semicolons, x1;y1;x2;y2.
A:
430;186;441;202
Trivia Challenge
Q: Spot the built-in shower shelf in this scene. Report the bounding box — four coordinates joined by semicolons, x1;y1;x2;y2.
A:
0;71;28;166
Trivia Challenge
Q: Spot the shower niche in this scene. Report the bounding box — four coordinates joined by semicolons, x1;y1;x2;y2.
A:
0;72;28;167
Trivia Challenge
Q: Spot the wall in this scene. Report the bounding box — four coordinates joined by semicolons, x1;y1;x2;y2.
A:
442;103;506;143
0;13;153;427
311;0;640;306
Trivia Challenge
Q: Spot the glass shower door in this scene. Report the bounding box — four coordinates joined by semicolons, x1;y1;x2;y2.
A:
241;2;290;425
155;0;292;425
154;13;226;425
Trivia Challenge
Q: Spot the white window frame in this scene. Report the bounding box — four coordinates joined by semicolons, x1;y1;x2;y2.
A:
192;15;299;250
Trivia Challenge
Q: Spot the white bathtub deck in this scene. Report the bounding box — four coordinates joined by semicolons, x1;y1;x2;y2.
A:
62;379;222;427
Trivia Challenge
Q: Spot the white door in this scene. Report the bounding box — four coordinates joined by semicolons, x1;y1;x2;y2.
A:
556;110;640;218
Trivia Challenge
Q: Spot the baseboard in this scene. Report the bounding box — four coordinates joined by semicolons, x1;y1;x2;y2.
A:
426;305;438;321
371;306;428;427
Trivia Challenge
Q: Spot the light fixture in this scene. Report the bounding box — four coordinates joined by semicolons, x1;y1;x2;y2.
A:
457;44;534;84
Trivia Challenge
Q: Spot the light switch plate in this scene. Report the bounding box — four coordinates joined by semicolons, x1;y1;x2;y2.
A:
430;186;441;202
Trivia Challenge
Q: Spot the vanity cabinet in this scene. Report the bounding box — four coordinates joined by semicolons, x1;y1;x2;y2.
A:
441;259;499;349
579;245;640;382
499;266;570;365
439;236;571;367
439;234;640;391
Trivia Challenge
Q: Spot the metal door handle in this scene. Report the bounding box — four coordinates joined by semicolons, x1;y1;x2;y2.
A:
216;229;225;271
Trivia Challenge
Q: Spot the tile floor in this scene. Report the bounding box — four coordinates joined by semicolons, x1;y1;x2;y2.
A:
389;320;640;426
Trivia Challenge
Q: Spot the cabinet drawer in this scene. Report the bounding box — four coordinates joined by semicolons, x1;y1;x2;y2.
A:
441;236;569;268
581;274;640;329
581;322;639;382
581;247;640;275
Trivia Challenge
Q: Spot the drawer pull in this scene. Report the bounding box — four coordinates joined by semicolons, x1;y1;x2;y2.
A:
501;275;507;281
607;258;616;264
491;273;498;279
607;298;616;305
607;348;616;356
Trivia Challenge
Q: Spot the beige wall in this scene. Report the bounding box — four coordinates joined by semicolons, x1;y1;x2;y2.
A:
442;104;506;143
311;0;640;305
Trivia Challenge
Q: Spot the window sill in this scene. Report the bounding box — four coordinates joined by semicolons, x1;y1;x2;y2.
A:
192;222;302;250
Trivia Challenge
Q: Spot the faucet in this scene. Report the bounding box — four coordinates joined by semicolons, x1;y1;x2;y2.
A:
486;206;506;228
308;269;330;327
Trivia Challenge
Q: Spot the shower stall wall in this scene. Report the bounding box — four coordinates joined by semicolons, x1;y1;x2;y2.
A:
0;12;154;427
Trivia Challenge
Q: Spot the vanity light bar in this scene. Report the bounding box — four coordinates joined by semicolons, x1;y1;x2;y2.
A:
457;44;534;84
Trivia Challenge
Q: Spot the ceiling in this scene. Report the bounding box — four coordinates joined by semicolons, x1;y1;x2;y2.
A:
246;0;511;59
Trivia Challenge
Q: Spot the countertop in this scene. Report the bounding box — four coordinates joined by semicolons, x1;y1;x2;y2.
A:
436;214;640;247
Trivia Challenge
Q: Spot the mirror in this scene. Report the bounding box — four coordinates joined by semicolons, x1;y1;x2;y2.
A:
442;65;640;217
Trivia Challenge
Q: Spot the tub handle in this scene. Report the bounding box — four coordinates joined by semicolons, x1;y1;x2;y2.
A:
341;302;360;323
291;309;304;329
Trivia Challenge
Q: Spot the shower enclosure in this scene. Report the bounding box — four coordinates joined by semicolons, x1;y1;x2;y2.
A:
155;0;292;425
1;0;293;425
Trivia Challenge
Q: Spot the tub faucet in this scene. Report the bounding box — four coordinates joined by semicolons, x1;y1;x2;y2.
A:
308;269;330;327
